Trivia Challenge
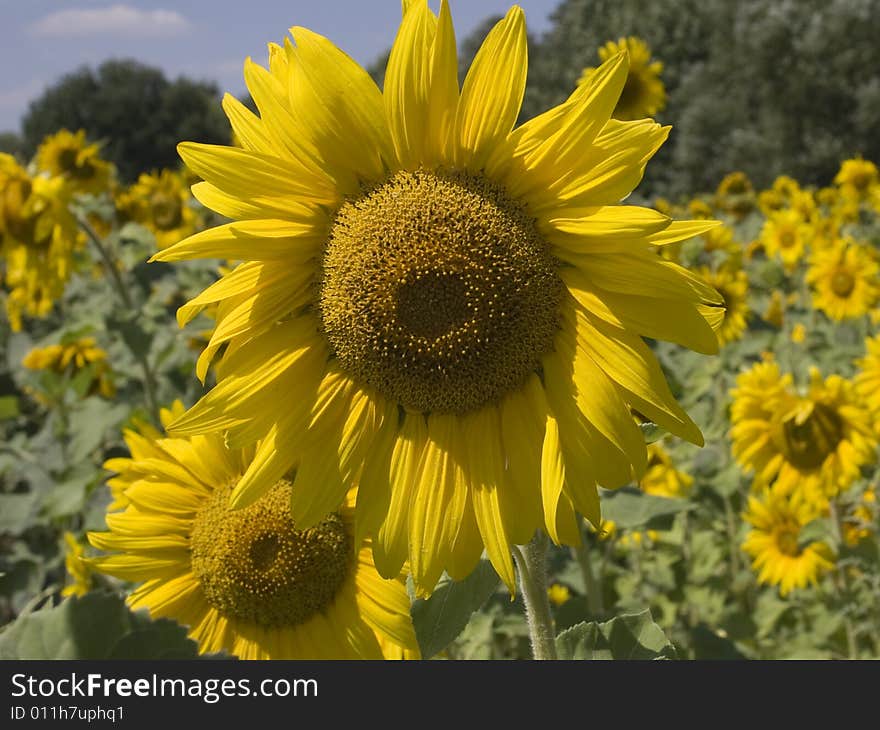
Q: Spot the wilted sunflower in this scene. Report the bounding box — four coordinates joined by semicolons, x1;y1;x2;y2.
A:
0;154;81;330
128;169;198;249
730;359;877;499
806;240;879;321
154;1;721;593
639;443;692;499
854;335;880;432
36;129;112;195
759;209;810;270
742;483;834;597
834;157;878;203
698;265;749;346
579;36;666;121
89;426;419;660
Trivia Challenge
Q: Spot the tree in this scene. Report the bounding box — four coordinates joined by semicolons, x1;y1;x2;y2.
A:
21;60;231;182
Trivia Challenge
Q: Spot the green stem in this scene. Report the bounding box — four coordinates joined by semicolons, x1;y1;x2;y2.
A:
76;215;161;425
723;495;742;578
572;535;603;616
513;533;558;660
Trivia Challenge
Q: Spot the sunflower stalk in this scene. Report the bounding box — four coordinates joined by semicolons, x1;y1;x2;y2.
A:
513;534;558;660
76;214;160;425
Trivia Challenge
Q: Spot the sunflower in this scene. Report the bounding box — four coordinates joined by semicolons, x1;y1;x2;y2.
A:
759;209;811;270
730;359;877;500
640;443;692;499
547;583;571;606
61;532;93;598
36;129;112;196
22;336;115;398
128;169;198;249
806;240;879;321
834;157;878;203
89;425;419;660
103;400;187;511
0;154;81;330
714;171;755;218
842;487;876;547
153;2;721;594
698;265;749;346
579;36;666;121
741;483;834;597
854;335;880;431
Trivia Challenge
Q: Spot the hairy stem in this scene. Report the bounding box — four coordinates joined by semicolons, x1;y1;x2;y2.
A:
513;533;558;660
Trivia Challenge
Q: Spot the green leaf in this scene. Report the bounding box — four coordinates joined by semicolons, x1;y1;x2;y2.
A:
66;398;129;463
0;591;200;659
410;560;500;659
0;493;39;534
106;311;154;361
599;487;693;530
798;518;834;549
555;609;676;660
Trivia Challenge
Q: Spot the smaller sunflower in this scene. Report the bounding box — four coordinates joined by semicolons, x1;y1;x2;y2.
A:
790;323;806;344
715;171;755;218
730;359;877;499
742;483;834;597
90;422;419;660
640;443;693;499
834;157;878;203
61;532;93;598
127;169;198;250
36;129;112;195
0;155;81;330
22;336;115;398
579;36;665;120
759;209;811;270
547;583;571;606
842;487;876;547
698;265;749;346
806;240;879;321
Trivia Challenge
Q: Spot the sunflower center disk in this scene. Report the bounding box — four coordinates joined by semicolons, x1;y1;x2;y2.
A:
778;402;844;471
830;271;855;298
774;524;801;557
190;480;353;627
320;168;563;414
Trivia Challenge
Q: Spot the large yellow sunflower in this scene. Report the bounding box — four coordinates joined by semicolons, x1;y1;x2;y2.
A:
153;2;721;594
89;424;419;660
128;169;198;249
806;240;879;321
0;154;81;330
36;129;112;196
697;264;749;346
730;359;877;500
579;36;666;121
742;483;834;597
759;209;811;270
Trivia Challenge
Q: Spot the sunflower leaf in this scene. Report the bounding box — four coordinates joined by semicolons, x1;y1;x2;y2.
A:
0;591;200;659
598;486;693;530
410;560;500;659
555;609;676;660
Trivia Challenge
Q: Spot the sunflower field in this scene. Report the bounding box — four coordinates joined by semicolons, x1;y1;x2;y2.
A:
1;1;879;663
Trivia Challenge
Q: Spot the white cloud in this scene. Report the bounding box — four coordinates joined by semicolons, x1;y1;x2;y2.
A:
30;4;190;38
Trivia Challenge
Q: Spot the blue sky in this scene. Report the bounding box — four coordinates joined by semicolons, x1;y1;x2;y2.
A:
0;1;559;132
